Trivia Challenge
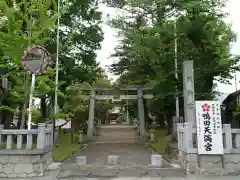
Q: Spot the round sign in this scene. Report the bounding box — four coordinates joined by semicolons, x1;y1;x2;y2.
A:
21;45;51;75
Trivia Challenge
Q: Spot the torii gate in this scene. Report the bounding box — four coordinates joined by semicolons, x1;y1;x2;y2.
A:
77;84;153;138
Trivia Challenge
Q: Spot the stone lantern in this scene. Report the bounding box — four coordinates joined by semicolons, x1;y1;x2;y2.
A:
150;120;157;142
78;130;84;144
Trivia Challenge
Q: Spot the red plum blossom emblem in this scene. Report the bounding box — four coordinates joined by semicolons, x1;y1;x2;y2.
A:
202;103;210;112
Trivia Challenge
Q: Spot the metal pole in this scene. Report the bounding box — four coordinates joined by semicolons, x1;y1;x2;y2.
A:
53;0;60;141
27;74;36;130
54;0;60;121
26;15;33;130
174;18;180;120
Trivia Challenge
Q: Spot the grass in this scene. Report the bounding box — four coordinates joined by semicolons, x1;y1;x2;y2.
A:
52;131;83;162
151;128;171;154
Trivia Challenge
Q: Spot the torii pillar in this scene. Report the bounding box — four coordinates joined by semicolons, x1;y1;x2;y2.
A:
87;90;96;138
137;89;145;137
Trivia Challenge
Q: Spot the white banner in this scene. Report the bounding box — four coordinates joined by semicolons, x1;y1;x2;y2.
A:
195;101;223;155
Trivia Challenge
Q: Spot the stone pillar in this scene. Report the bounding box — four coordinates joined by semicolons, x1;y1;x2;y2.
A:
37;123;46;149
87;90;95;138
182;60;196;127
223;124;232;150
137;89;145;137
172;116;177;135
173;116;184;142
183;122;193;150
47;124;54;145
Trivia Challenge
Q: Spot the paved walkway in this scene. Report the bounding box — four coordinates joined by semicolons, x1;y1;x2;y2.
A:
63;143;153;167
57;143;186;178
5;171;240;180
57;176;239;180
26;124;240;179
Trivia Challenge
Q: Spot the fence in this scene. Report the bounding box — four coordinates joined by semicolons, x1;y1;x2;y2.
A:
177;122;240;154
0;123;53;177
176;122;240;175
0;123;53;154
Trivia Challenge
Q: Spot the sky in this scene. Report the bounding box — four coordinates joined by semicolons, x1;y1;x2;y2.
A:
96;0;240;94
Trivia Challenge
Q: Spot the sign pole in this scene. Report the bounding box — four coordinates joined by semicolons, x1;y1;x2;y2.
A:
27;73;36;130
21;45;51;130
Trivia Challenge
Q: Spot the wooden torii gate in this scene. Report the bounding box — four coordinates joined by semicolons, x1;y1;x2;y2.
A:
77;84;153;138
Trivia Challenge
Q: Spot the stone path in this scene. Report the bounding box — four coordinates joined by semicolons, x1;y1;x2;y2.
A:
58;143;185;178
3;171;240;180
46;176;240;180
17;124;239;179
64;143;153;167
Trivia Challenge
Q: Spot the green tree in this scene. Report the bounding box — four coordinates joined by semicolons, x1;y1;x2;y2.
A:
0;0;116;130
0;0;57;126
109;0;240;132
50;0;104;88
43;0;104;121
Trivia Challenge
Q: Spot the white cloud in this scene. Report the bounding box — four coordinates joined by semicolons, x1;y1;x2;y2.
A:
97;1;240;90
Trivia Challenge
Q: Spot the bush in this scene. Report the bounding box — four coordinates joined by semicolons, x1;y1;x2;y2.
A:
32;109;41;124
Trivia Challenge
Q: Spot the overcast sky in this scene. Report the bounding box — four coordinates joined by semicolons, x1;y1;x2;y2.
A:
96;0;240;93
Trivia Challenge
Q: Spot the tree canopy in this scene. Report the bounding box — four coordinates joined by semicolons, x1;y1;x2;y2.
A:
0;0;239;133
108;0;240;130
0;0;108;129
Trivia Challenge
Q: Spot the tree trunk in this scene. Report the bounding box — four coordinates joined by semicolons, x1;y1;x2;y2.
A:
157;113;166;128
20;74;29;129
40;96;47;122
166;110;173;135
0;111;3;125
0;102;3;124
20;101;27;129
5;111;14;128
143;99;151;127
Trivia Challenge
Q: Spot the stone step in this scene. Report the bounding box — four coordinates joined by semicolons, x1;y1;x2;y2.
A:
96;125;138;143
97;126;137;132
99;130;137;133
97;125;137;129
98;133;137;138
97;135;138;139
96;136;138;140
94;136;138;139
96;134;138;141
99;128;137;132
99;132;137;136
95;136;138;142
93;140;139;144
57;164;185;179
98;130;137;135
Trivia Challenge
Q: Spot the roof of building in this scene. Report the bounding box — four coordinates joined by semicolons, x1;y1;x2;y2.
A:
214;92;230;104
221;90;240;104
